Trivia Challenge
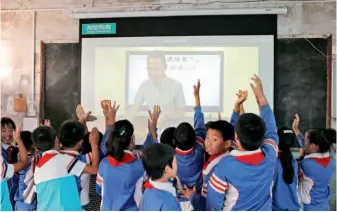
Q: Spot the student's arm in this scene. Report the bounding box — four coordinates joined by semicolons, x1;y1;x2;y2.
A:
250;75;279;146
83;128;100;175
193;79;206;140
292;114;305;148
206;170;228;210
13;125;28;173
100;100;120;156
230;90;248;127
240;104;245;115
96;167;103;195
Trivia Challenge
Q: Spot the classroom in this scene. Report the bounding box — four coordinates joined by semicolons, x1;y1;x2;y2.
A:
0;0;336;211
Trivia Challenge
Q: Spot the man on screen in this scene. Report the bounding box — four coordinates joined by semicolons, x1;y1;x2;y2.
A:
130;51;186;128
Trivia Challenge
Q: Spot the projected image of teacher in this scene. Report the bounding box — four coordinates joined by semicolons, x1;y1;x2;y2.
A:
130;52;186;127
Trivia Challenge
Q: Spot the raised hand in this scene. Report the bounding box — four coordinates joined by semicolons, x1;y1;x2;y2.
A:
236;90;248;105
148;105;161;139
89;127;99;146
101;100;111;117
250;74;267;105
107;101;120;125
193;79;201;106
217;112;222;121
77;104;96;122
13;123;23;145
40;119;51;127
292;114;301;135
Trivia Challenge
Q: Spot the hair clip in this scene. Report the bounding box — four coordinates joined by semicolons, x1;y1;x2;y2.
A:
120;130;125;136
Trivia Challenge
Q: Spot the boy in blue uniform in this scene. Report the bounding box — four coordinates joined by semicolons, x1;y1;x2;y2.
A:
293;115;335;211
32;125;99;211
14;131;40;211
140;143;181;211
59;120;100;209
207;75;279;210
173;79;206;210
1;124;28;211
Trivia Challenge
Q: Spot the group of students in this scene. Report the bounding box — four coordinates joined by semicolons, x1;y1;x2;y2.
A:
1;75;336;211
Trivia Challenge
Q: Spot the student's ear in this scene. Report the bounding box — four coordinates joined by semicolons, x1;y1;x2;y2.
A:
234;133;243;151
223;140;232;150
164;165;171;175
54;137;60;150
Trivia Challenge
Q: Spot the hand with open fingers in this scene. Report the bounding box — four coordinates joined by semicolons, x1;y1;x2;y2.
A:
89;127;99;146
236;89;248;105
181;185;197;199
250;74;265;99
148;105;161;137
13;124;23;144
77;104;97;122
292;114;300;131
217;112;222;121
101;100;111;117
193;79;201;97
107;101;120;121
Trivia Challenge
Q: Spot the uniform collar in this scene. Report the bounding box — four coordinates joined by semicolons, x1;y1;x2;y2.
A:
304;152;331;167
175;147;194;155
230;148;265;165
107;150;136;167
60;149;80;157
143;179;176;197
1;143;12;150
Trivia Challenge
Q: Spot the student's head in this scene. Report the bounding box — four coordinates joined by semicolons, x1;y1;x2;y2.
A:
147;51;167;81
174;122;195;151
205;121;213;131
106;120;134;161
324;128;336;145
277;127;295;184
205;120;234;156
160;127;176;149
20;131;34;152
142;143;177;181
32;126;58;152
1;117;16;144
81;131;103;155
304;129;331;154
59;120;85;151
235;113;266;151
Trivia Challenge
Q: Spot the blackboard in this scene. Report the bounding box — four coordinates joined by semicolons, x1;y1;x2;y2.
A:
274;38;328;142
42;38;330;141
42;43;81;133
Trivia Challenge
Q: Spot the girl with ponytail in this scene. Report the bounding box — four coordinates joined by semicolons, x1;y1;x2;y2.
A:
272;127;301;211
293;114;335;211
97;102;161;211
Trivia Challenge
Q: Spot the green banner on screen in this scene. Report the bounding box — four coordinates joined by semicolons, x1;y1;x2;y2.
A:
82;23;116;35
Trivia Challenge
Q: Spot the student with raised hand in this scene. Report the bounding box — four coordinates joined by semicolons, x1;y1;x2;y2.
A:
272;127;301;211
14;129;41;211
32;125;99;211
1;124;28;211
140;143;181;211
230;89;248;126
206;74;279;211
171;79;206;210
58;120;100;210
292;115;334;211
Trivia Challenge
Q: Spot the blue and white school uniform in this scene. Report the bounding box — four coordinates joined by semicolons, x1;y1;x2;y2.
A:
34;150;86;211
272;153;301;211
1;143;19;208
175;106;206;210
96;150;145;211
206;104;279;211
297;133;335;211
60;150;93;208
1;155;14;211
14;153;40;211
298;152;334;211
140;179;182;211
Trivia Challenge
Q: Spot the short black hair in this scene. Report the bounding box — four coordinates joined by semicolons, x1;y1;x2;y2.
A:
32;126;57;152
235;113;266;151
174;122;195;151
82;131;103;155
207;120;234;141
205;121;214;130
1;117;16;130
21;131;34;150
308;128;331;153
325;128;336;145
160;127;176;149
142;143;175;180
59;120;85;148
106;120;134;161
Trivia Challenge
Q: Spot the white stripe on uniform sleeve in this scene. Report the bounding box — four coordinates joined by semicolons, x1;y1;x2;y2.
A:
263;140;278;153
96;173;103;187
209;173;228;194
196;137;205;149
